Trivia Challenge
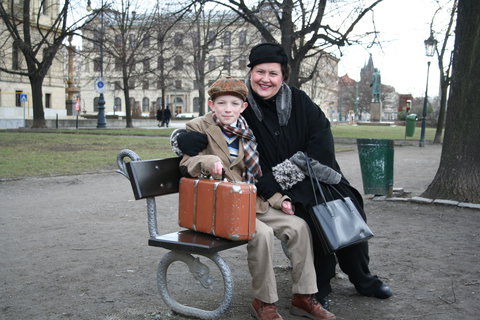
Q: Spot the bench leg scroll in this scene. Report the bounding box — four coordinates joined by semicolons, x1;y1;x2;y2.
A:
157;251;234;319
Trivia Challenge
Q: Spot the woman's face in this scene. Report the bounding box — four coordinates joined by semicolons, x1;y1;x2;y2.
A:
250;62;284;100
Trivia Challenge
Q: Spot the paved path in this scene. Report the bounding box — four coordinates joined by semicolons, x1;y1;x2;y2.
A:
2;143;479;320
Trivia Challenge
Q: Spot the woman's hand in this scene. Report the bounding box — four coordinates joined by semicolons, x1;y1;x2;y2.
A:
281;200;294;215
211;160;224;177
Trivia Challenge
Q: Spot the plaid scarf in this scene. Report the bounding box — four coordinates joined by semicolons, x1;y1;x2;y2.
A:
213;114;262;183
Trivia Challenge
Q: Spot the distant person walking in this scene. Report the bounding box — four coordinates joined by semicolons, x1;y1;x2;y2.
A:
156;109;163;127
162;106;172;127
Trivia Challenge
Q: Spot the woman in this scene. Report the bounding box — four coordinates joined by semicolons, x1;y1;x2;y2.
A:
174;43;392;310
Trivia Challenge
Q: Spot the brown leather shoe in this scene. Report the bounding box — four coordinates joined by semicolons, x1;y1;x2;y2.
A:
291;294;336;320
250;298;284;320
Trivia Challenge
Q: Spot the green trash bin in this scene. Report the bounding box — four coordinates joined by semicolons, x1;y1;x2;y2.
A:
356;139;394;196
405;114;417;137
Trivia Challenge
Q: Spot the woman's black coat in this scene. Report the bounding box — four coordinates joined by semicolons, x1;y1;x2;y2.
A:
242;86;382;298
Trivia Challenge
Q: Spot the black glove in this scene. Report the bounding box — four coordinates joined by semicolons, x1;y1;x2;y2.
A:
176;131;208;156
256;172;282;200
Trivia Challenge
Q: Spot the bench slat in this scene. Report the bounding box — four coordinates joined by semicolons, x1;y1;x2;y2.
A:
126;157;182;199
148;230;247;255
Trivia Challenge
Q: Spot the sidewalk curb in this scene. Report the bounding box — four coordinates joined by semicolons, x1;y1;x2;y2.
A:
371;195;480;210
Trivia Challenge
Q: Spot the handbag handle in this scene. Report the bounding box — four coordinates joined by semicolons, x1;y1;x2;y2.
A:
306;154;350;217
306;155;328;205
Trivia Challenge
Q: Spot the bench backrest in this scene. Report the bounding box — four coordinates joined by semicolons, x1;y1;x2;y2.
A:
126;157;182;200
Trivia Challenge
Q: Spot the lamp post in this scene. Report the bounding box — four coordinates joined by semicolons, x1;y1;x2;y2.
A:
419;33;437;147
87;0;107;128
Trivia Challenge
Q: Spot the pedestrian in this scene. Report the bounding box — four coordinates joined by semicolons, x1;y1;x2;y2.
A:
179;76;335;320
156;108;163;127
172;43;392;311
162;105;171;128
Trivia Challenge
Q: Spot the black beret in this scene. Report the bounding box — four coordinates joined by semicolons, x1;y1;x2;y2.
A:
247;43;288;68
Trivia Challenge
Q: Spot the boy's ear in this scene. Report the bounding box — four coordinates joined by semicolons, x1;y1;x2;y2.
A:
240;101;248;112
207;99;214;111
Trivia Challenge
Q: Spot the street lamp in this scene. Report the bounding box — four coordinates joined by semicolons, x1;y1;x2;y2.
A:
87;0;107;128
419;32;437;147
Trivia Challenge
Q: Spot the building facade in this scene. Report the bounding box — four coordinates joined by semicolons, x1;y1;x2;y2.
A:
78;10;339;120
0;0;66;127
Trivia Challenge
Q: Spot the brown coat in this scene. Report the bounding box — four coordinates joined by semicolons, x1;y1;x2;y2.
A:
180;112;289;213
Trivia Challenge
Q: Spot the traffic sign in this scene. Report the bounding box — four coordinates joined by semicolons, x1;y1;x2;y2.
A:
20;93;28;103
95;77;106;94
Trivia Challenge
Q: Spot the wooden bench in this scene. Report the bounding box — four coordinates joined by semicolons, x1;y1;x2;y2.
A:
116;149;248;319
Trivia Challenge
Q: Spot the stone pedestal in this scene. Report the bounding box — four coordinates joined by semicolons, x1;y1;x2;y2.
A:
370;102;382;121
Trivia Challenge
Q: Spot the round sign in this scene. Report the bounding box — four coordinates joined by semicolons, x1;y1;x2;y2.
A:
95;77;106;94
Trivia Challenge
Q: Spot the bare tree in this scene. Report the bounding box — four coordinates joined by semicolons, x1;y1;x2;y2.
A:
206;0;384;88
184;2;254;116
430;0;457;144
83;0;158;127
0;0;99;128
422;0;480;203
149;6;187;117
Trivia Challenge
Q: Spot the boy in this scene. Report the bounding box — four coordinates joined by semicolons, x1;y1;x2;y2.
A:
179;77;335;320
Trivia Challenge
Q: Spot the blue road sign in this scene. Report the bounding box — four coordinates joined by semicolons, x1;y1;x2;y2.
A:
20;94;28;103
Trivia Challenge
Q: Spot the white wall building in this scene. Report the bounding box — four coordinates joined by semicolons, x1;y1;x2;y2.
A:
0;0;66;128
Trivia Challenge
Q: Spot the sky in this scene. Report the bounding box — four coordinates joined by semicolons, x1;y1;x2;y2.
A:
336;0;455;97
80;0;454;98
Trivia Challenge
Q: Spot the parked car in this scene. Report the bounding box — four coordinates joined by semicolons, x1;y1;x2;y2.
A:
175;113;197;119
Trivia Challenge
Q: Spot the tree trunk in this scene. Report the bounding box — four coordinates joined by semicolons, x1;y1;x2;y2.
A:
30;76;46;128
433;79;448;144
123;77;133;128
422;0;480;203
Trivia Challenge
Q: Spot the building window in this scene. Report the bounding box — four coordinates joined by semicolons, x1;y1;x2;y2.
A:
93;57;101;72
115;35;122;47
193;32;200;47
208;31;216;47
42;0;49;15
143;58;150;72
128;79;135;89
174;56;183;70
45;93;51;108
142;80;149;90
114;81;122;90
142;97;150;112
93;97;98;112
157;80;162;89
15;90;23;107
208;56;216;71
239;30;247;46
114;97;122;111
129;34;136;48
174;32;183;46
223;31;231;47
175;80;182;89
12;43;20;70
239;58;247;69
143;36;150;48
193;80;199;90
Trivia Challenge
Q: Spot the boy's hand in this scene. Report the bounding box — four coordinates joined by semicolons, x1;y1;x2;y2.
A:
281;200;294;215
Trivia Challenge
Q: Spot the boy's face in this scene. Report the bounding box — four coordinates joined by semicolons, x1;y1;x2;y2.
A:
208;95;248;126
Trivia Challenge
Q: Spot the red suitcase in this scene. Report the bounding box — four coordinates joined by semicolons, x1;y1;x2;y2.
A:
178;177;256;241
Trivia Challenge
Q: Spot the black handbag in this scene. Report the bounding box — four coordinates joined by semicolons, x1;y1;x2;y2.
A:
306;156;374;254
